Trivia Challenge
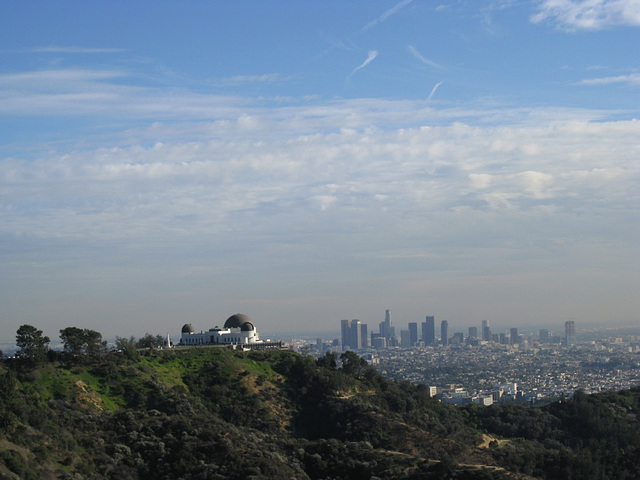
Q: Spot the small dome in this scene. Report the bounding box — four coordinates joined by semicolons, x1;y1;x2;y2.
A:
240;322;255;332
224;313;253;329
181;323;195;334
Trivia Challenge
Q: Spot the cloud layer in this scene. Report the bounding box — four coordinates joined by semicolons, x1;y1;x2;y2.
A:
1;72;638;335
1;0;638;339
532;0;640;30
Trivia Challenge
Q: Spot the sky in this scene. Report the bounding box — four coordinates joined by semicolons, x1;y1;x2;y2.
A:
1;0;639;343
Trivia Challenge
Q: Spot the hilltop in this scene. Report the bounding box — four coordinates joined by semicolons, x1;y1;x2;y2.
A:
0;346;638;479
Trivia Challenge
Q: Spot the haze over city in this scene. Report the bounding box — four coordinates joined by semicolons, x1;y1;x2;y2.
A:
1;1;639;342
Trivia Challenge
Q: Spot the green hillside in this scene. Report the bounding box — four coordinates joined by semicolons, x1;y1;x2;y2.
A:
0;346;638;479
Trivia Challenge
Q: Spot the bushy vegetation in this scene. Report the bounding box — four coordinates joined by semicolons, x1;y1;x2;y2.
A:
1;326;639;479
468;388;640;479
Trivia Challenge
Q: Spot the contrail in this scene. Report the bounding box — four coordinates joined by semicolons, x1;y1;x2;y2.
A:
347;50;379;79
361;0;415;33
407;45;445;70
427;81;443;101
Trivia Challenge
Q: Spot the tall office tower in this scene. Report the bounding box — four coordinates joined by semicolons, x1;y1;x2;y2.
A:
316;338;323;353
408;322;418;346
468;326;478;339
379;309;395;343
510;327;519;345
400;329;411;348
341;319;352;350
360;323;368;349
565;320;576;347
341;319;366;350
441;320;449;346
423;315;435;345
539;329;549;343
351;320;363;350
482;320;491;342
378;320;386;340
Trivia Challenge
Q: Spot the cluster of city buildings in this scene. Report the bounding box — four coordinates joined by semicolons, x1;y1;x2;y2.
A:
330;311;639;406
340;310;577;351
373;333;640;406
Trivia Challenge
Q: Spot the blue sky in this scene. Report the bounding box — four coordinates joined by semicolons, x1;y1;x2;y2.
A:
1;0;639;342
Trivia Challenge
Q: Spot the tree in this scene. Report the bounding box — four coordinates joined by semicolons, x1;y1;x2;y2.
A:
59;327;85;356
84;329;107;357
340;351;368;378
15;324;50;365
115;336;140;360
60;327;107;361
316;351;338;370
136;333;165;349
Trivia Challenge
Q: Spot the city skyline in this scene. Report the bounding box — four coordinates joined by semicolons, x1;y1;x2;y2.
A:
337;309;583;350
1;1;639;342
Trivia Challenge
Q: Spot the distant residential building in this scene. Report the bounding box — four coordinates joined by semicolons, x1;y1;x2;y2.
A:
474;395;494;406
539;329;549;343
371;336;387;349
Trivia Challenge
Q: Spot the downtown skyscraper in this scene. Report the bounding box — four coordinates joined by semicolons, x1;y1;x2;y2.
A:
422;315;435;346
341;319;367;350
379;309;396;344
441;320;449;346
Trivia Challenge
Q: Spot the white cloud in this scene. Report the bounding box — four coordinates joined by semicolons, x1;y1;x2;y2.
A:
576;73;640;86
0;69;126;88
26;46;125;54
221;73;291;85
516;170;556;198
0;68;250;118
469;173;493;189
3;111;637;244
532;0;640;30
1;67;638;333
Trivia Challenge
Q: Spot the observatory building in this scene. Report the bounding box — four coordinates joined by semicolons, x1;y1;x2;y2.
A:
179;313;281;350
